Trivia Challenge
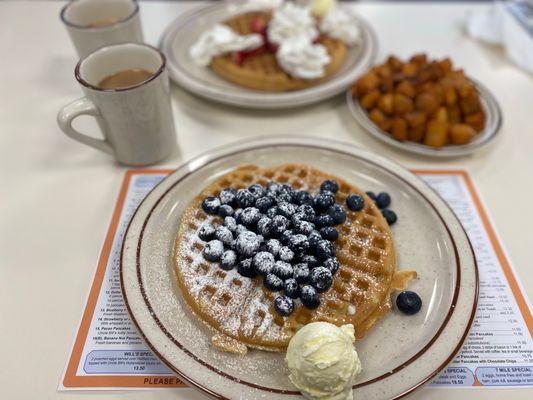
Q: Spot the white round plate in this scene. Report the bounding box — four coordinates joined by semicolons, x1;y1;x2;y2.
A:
121;136;478;400
346;78;502;157
159;0;378;109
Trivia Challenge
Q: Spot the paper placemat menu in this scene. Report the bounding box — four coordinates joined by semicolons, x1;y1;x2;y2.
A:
60;169;533;390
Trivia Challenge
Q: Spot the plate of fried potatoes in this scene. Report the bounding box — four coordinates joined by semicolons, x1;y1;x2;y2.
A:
347;54;502;157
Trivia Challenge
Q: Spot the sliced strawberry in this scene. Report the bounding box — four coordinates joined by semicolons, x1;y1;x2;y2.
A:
251;16;267;34
243;44;266;57
234;51;245;66
267;42;279;53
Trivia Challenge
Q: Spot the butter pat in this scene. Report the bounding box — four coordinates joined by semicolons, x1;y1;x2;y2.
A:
285;322;362;400
310;0;336;17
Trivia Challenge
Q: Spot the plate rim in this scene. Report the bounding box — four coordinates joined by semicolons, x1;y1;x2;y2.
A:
159;1;378;109
346;78;503;157
120;136;479;399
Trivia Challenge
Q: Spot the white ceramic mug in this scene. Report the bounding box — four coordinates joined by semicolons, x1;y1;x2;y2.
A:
61;0;143;58
57;43;177;166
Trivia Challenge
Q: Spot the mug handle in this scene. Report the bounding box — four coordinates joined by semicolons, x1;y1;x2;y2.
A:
57;97;113;154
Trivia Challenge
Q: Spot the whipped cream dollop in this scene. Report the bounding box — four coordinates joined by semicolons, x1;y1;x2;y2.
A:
267;2;318;45
276;36;331;79
286;322;362;400
319;6;361;46
246;0;284;10
189;24;263;66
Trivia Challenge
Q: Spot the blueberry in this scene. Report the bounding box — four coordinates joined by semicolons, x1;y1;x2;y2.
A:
257;216;271;236
323;257;340;274
220;250;237;270
264;273;284;291
237;258;257;278
396;291;422;315
382;209;397;226
266;181;281;194
309;266;333;293
284;278;300;299
235;224;248;236
346;194;365;211
236;189;255;208
218;204;234;218
219;188;237;206
266;239;281;256
223;216;237;233
308;231;322;249
235;231;260;257
320;179;339;194
277;184;295;203
366;191;377;202
294;220;315;236
314;191;335;211
301;254;319;269
288;234;309;254
270;215;289;236
293;263;310;283
320;226;338;241
296;204;316;221
239;207;261;227
203;240;224;262
316;239;335;260
234;208;242;220
300;285;320;309
256;196;275;213
201;196;220;215
315;214;334;228
328;204;346;225
274;295;294;316
376;192;391;209
280;230;294;245
266;206;278;219
272;260;294;280
253;251;275;275
248;183;265;199
277;201;297;218
295;190;313;206
278;246;295;262
215;226;233;245
198;224;215;241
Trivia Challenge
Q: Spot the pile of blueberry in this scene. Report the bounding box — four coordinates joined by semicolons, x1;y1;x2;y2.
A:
365;191;397;226
197;180;368;317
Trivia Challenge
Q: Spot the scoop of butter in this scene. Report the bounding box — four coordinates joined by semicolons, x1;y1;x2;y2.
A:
285;322;362;400
310;0;337;17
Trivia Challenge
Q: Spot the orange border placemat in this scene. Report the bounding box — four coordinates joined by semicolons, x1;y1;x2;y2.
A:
62;169;532;389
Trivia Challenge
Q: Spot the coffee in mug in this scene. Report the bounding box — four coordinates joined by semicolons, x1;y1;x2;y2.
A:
57;43;177;166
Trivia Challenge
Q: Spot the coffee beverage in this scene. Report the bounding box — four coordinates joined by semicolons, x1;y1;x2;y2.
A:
85;17;120;28
97;69;153;89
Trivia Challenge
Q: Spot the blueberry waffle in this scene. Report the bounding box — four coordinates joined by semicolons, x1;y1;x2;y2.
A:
173;164;416;354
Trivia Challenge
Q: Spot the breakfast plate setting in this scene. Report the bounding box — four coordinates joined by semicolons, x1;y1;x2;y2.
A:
121;136;478;400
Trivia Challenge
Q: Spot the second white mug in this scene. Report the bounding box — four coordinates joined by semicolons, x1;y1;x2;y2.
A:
57;43;177;166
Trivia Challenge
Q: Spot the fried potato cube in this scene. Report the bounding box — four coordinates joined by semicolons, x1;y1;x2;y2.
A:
369;108;386;125
439;58;453;74
424;119;448;147
396;80;416;98
387;55;403;71
410;53;428;65
391;118;408;141
393;93;414;114
444;86;458;106
447;105;462;124
402;62;419;77
434;107;448;123
378;93;394;115
450;124;476;145
460;93;482;115
379;79;394;93
408;125;426;142
465;112;486;132
405;111;427;128
360;90;381;110
355;72;380;97
415;92;439;114
376;65;392;79
378;119;393;133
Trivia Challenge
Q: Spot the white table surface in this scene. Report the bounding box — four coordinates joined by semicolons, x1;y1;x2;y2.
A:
1;1;532;399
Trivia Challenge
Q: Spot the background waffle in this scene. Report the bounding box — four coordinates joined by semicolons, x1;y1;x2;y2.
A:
173;164;415;354
210;12;348;92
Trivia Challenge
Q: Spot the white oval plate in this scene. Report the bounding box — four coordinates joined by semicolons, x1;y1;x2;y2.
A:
121;136;478;400
346;78;502;157
159;0;378;109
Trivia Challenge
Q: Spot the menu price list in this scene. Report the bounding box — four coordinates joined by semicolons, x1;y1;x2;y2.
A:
61;171;532;390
